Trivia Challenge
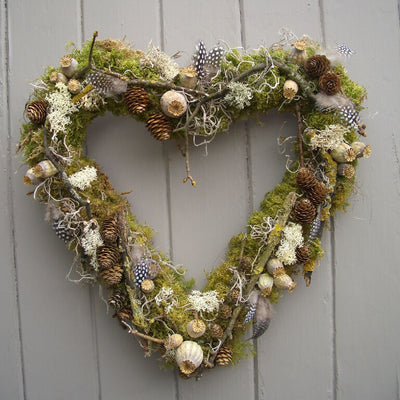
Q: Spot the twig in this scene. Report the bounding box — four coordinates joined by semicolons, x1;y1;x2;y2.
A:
182;128;196;186
295;103;305;168
128;328;165;345
42;129;92;219
208;191;297;365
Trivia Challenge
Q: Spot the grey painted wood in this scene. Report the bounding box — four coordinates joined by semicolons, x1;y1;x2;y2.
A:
0;2;25;399
323;1;400;399
7;1;99;399
242;2;336;399
2;0;399;399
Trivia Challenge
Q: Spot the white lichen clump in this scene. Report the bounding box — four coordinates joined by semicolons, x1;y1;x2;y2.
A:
276;222;304;265
308;124;349;151
68;166;98;190
225;82;253;109
45;82;78;136
80;221;104;268
187;290;221;313
78;90;106;111
155;287;177;314
140;43;180;81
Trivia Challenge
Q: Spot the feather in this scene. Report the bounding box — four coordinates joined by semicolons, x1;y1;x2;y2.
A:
206;46;225;68
86;72;127;97
193;41;207;79
308;206;325;244
244;290;259;324
336;44;355;57
315;92;351;111
251;295;274;339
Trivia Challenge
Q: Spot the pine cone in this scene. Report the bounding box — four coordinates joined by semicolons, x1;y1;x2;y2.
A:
319;72;341;95
304;55;331;78
209;324;224;339
115;306;133;327
215;345;233;366
97;244;120;269
108;291;126;311
100;264;124;285
146;113;172;141
296;245;311;264
296;167;318;190
26;100;47;124
294;198;316;224
229;288;240;303
124;87;150;115
100;216;120;243
219;304;232;320
306;181;328;205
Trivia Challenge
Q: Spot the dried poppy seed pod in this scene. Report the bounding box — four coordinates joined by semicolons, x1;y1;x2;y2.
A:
67;79;82;94
274;273;297;292
266;258;285;277
283;80;298;99
331;142;356;163
50;71;68;84
160;90;187;118
175;341;203;375
32;160;58;178
180;66;198;89
351;141;372;158
141;279;155;293
289;40;307;65
337;163;355;179
23;168;41;186
165;333;183;350
59;55;78;78
186;319;206;338
258;273;274;296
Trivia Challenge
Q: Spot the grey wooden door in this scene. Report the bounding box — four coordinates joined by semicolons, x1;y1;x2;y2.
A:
1;1;399;399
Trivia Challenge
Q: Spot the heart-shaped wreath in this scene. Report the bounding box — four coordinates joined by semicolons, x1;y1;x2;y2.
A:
18;32;369;378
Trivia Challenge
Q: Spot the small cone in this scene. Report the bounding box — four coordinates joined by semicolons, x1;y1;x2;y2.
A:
219;304;232;320
306;181;328;205
97;244;120;269
319;72;342;95
100;216;120;243
146;113;172;141
296;167;318;190
115;306;133;327
108;291;126;311
304;55;331;78
209;324;224;339
100;264;124;285
124;87;150;115
215;345;233;366
26;100;47;124
296;245;311;264
294;198;316;224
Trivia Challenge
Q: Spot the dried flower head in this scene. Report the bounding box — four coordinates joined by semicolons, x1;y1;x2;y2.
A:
225;82;253;109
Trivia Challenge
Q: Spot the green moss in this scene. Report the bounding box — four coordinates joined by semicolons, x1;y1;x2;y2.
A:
18;36;369;375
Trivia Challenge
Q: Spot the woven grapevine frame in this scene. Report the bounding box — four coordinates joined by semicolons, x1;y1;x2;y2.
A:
18;31;370;378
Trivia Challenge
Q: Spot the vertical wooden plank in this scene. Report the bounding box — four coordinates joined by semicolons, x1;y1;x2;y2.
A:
0;1;24;399
323;1;400;399
243;1;335;399
163;0;255;397
83;1;177;399
9;1;99;399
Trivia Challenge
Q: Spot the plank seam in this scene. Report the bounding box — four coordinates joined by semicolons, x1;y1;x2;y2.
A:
318;0;327;47
77;0;84;46
239;0;247;49
3;0;27;398
158;1;179;398
89;288;102;400
330;216;338;400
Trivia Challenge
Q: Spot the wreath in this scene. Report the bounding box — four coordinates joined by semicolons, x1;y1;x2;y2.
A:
18;31;370;378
